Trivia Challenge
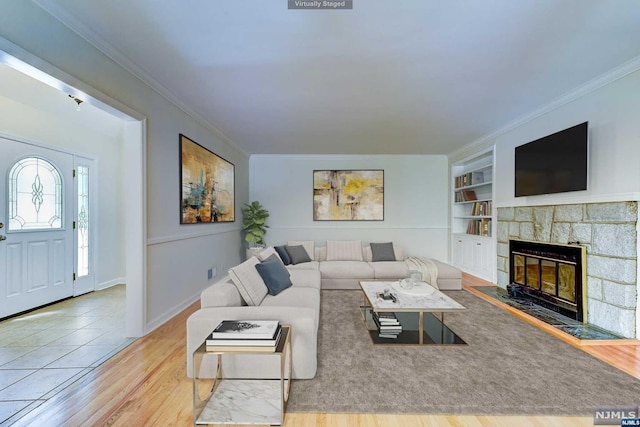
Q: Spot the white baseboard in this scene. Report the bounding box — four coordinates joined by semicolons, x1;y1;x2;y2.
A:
96;277;126;291
144;293;200;334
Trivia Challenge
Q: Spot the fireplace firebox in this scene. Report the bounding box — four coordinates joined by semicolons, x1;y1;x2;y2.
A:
509;240;587;322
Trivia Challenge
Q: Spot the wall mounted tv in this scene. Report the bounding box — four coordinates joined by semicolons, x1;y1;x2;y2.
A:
515;122;588;197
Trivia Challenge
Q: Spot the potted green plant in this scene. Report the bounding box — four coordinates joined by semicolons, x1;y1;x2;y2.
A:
242;201;269;248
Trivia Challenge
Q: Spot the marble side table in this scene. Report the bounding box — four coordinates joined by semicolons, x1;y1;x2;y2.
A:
192;325;292;426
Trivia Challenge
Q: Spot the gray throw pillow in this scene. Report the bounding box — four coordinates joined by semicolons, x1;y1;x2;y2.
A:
255;255;292;296
286;245;311;265
371;242;396;262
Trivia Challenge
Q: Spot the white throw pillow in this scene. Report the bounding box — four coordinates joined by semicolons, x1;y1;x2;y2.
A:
315;246;327;262
287;240;315;261
228;256;268;306
326;240;363;261
258;247;282;263
363;246;372;262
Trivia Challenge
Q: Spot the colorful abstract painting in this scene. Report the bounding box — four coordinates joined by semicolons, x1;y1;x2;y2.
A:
313;170;384;221
180;134;235;223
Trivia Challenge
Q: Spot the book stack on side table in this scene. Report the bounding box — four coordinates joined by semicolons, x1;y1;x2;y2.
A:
193;323;292;426
206;320;281;352
372;312;402;338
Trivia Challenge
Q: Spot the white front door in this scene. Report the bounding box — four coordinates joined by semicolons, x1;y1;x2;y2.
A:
0;137;74;318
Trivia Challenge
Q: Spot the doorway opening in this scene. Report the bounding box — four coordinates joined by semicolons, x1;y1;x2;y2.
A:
0;43;146;337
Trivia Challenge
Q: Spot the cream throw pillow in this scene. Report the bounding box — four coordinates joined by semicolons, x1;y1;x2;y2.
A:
228;256;268;306
326;240;363;261
258;247;282;263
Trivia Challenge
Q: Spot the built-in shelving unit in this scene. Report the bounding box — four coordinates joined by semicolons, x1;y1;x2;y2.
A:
451;147;496;282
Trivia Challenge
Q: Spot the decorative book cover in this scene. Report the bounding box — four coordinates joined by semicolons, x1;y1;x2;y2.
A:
205;344;278;353
206;327;282;347
209;320;280;340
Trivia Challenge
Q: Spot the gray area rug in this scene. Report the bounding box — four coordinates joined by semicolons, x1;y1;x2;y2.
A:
287;289;640;415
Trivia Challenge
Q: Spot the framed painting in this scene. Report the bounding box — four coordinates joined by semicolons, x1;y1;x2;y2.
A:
313;170;384;221
180;134;235;223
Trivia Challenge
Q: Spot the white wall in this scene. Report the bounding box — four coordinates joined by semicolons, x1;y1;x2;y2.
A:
249;155;449;260
490;68;640;338
0;65;125;289
0;1;250;332
493;69;640;207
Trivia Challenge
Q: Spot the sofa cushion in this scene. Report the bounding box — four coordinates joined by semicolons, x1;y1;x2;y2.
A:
286;245;312;265
288;240;315;260
228;256;268;306
260;286;320;311
370;242;396;261
431;259;463;290
274;245;291;265
315;246;327;262
255;255;292;296
289;269;322;290
320;261;375;279
287;261;320;271
370;261;410;279
201;278;246;307
326;240;364;261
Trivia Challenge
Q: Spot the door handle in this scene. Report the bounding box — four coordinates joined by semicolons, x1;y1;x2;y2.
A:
0;235;6;241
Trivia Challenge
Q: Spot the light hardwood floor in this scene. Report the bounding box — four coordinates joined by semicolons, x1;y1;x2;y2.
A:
11;275;639;427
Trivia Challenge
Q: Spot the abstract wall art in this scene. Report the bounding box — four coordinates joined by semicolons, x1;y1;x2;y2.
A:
180;134;235;223
313;170;384;221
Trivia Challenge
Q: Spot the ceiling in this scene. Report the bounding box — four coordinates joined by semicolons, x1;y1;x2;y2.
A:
33;0;640;155
0;62;124;138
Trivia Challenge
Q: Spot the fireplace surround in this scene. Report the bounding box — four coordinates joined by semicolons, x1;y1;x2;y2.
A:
508;240;586;322
496;201;638;338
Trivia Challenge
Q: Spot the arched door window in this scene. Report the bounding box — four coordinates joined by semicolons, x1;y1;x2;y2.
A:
8;157;63;230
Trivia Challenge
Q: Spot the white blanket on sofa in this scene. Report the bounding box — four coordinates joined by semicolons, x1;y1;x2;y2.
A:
405;257;439;289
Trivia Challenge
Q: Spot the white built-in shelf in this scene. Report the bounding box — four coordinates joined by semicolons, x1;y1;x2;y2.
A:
451;147;496;282
454;181;493;191
454;198;492;205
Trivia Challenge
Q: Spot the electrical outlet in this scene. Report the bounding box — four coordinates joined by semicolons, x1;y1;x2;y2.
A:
207;268;213;280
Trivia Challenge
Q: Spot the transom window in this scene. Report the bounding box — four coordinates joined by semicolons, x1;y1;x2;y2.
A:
8;157;63;230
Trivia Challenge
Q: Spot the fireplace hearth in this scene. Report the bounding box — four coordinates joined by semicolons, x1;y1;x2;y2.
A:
509;240;587;322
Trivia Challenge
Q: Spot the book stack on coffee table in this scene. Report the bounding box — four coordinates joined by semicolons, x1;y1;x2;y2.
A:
206;320;282;352
372;312;402;338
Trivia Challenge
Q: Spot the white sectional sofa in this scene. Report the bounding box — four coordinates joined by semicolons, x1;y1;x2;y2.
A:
187;266;321;380
285;240;462;290
186;241;462;380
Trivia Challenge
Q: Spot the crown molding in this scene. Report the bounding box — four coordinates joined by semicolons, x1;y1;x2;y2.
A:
249;153;446;160
32;0;249;159
449;54;640;162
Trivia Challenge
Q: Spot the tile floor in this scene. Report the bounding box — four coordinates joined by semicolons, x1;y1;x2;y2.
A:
0;285;135;426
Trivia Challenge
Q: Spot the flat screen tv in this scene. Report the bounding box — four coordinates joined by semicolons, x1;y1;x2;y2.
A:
515;122;588;197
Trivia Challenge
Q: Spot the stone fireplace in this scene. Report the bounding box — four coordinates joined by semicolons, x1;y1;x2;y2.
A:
509;239;586;322
497;201;638;338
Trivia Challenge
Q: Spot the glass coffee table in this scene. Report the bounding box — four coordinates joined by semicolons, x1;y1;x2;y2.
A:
359;281;467;345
